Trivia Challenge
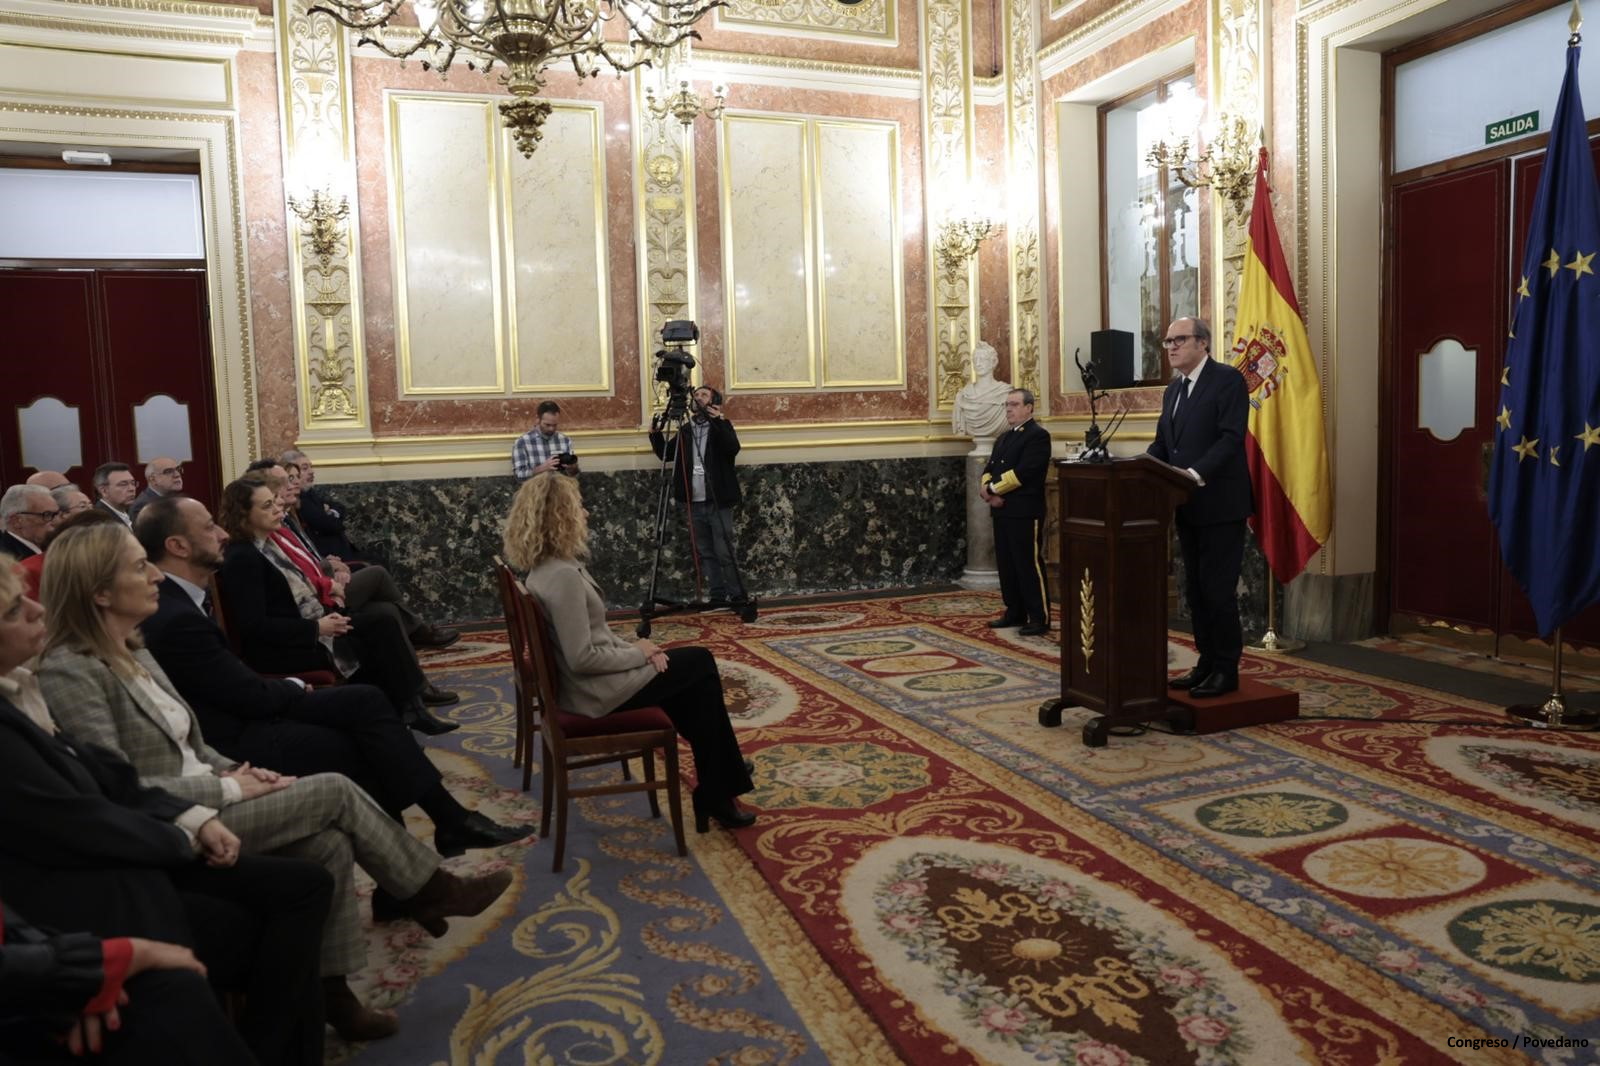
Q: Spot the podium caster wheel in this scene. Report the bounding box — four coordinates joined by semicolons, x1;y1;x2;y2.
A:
738;602;758;623
1038;700;1063;728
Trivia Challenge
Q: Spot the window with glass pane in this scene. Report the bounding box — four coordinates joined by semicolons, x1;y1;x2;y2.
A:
1100;70;1200;381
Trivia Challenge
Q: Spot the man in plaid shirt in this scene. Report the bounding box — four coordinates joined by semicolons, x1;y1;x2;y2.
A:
512;401;578;480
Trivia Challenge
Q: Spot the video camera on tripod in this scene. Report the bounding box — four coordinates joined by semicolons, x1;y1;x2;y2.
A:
654;319;699;423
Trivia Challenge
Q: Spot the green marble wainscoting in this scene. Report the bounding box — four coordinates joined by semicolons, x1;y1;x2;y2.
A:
320;456;968;623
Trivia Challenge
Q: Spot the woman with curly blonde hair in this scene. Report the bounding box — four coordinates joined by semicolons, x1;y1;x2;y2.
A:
504;474;755;832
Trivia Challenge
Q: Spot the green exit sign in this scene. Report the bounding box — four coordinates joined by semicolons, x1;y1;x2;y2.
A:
1486;111;1539;145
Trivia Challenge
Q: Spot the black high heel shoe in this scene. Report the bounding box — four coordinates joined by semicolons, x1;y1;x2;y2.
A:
692;792;757;833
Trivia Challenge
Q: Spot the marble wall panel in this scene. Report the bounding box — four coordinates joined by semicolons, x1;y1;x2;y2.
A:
975;100;1012;377
507;103;611;393
721;114;815;388
328;456;966;621
816;120;902;386
389;94;502;394
693;85;928;421
350;57;642;435
238;49;298;458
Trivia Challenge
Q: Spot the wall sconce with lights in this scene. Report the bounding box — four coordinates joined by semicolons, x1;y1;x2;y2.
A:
643;40;726;128
936;213;999;271
287;187;350;269
1146;111;1259;220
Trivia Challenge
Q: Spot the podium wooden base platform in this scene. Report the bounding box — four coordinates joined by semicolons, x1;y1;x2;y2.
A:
1168;677;1299;734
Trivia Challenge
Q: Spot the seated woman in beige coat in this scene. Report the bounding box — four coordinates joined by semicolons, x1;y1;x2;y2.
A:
34;522;514;1043
503;473;756;832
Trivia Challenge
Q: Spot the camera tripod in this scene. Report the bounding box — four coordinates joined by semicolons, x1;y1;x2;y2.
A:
636;399;758;637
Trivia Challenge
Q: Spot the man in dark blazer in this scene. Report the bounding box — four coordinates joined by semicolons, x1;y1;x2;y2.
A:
980;388;1054;636
1;483;56;559
135;494;531;857
1148;317;1254;697
91;462;138;528
649;386;746;603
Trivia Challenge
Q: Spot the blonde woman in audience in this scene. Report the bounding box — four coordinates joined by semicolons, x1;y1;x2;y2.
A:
503;473;756;832
34;522;515;1042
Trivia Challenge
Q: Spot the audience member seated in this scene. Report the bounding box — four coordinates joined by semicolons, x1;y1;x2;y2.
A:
18;507;120;601
2;483;56;559
33;523;515;1042
0;900;261;1065
128;457;183;522
503;473;757;833
25;470;72;491
256;460;459;653
135;495;531;854
92;462;139;528
0;557;331;1064
51;484;93;519
281;449;365;561
215;478;458;730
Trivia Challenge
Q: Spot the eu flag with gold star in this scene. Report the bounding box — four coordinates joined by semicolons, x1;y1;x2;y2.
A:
1489;38;1600;636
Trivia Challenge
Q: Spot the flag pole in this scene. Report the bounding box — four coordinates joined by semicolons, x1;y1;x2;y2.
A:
1250;577;1304;654
1506;627;1599;729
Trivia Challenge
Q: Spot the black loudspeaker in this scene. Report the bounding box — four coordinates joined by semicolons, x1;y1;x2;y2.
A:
1089;329;1136;389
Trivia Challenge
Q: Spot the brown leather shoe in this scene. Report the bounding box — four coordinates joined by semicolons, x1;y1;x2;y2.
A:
399;867;513;932
322;976;398;1042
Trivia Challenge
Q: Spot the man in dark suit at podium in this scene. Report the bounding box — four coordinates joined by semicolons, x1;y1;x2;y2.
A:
1148;318;1253;697
981;388;1053;636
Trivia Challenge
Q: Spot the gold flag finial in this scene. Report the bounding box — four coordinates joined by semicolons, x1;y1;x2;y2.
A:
1571;0;1583;39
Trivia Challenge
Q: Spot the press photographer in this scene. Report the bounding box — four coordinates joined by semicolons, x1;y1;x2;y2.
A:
649;385;745;604
512;400;579;480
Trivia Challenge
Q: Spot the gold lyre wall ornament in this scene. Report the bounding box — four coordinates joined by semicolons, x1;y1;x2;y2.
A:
307;0;725;156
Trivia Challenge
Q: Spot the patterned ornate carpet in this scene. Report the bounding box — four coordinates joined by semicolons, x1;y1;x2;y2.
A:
340;591;1600;1065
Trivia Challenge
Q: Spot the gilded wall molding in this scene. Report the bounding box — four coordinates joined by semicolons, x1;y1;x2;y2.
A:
277;0;370;432
1210;0;1264;342
632;69;696;415
1037;0;1187;80
921;0;977;410
717;0;894;42
1005;0;1043;404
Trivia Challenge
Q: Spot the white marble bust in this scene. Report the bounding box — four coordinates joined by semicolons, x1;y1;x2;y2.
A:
951;342;1011;439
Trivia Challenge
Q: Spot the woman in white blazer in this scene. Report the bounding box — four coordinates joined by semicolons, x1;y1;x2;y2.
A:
504;473;755;832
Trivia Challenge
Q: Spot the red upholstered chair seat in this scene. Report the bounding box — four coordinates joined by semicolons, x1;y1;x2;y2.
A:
555;706;672;737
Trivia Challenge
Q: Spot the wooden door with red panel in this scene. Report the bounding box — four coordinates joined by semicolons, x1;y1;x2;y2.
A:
0;267;220;512
1388;161;1510;635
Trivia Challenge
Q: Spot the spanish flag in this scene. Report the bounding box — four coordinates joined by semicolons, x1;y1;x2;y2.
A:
1229;148;1332;584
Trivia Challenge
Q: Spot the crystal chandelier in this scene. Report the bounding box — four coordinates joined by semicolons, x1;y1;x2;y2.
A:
309;0;726;157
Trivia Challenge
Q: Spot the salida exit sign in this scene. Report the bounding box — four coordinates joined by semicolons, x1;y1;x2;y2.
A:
1486;111;1539;145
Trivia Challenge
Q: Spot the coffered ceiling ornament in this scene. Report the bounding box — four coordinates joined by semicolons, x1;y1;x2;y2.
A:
309;0;724;157
922;0;977;411
718;0;891;39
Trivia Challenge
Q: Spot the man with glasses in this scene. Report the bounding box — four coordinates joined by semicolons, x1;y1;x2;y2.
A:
1149;317;1253;698
51;485;94;522
0;485;58;559
130;457;184;521
92;462;139;528
979;388;1054;637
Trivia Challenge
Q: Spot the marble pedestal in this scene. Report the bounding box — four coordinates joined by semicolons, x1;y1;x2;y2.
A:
957;438;1000;589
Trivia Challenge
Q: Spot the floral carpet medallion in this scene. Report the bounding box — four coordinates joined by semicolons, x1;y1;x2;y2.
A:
1192;791;1350;838
755;741;932;810
1425;736;1600;822
840;837;1305;1065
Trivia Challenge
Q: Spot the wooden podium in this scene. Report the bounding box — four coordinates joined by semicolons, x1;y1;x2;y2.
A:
1040;455;1196;746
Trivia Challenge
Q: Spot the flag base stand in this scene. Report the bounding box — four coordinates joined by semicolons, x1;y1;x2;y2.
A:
1247;580;1305;654
1505;626;1600;731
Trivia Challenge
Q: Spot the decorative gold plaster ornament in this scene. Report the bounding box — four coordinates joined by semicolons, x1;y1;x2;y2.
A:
633;67;696;415
922;0;977;410
1079;568;1095;671
719;0;892;38
1005;0;1042;403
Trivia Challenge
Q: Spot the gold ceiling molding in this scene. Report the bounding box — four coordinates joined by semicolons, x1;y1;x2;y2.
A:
278;0;371;434
672;48;919;82
0;11;251;48
921;0;976;411
1005;0;1043;404
52;0;261;18
717;0;892;41
1036;0;1186;80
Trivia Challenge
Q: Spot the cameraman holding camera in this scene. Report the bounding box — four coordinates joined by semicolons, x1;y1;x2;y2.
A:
512;400;579;480
650;386;745;604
